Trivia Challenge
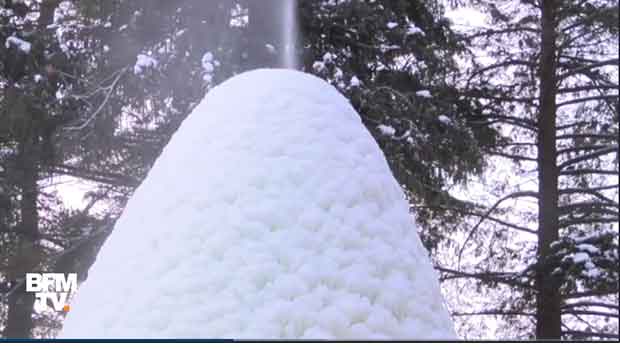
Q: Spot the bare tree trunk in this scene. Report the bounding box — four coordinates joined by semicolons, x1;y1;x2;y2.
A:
535;0;561;339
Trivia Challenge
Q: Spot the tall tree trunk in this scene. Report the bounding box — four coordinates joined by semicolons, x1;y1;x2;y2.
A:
4;284;36;338
535;0;561;339
4;3;60;337
4;106;40;339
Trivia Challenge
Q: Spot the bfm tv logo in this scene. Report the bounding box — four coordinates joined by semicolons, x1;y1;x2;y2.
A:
25;273;77;312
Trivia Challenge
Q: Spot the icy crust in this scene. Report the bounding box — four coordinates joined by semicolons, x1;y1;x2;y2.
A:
60;69;455;339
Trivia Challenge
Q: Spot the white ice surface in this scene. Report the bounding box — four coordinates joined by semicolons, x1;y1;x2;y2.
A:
60;69;455;339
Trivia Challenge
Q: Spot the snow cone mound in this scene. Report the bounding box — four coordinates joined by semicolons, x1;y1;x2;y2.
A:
60;69;455;339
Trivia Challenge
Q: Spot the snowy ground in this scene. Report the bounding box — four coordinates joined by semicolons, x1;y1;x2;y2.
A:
60;69;455;339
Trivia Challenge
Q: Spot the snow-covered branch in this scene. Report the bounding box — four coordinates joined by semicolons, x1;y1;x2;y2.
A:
556;94;619;108
558;146;619;170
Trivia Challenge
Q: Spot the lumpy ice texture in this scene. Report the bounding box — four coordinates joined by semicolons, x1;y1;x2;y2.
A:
61;69;455;339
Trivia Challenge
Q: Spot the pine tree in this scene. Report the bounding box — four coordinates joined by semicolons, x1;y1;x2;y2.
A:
442;0;618;339
1;0;135;337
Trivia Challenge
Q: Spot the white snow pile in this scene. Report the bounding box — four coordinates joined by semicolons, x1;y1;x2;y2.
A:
133;54;158;75
60;69;455;339
5;36;31;53
438;115;451;125
201;51;220;84
568;252;590;264
406;23;425;36
415;90;432;98
312;53;336;73
377;124;396;137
